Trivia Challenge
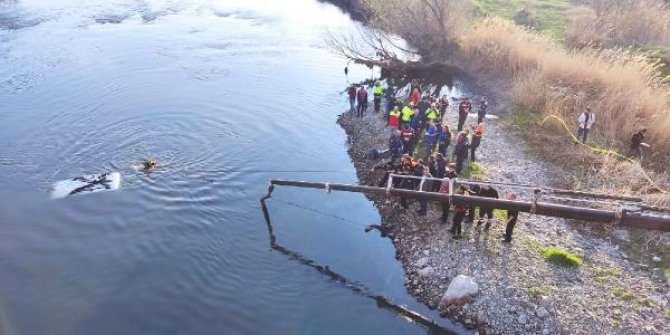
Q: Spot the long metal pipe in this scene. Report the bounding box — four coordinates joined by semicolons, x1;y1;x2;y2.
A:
268;179;670;231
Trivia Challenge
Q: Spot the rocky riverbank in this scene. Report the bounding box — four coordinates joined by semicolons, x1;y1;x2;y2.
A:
337;100;670;334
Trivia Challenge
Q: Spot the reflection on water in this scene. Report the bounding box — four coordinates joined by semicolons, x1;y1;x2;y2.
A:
0;1;468;334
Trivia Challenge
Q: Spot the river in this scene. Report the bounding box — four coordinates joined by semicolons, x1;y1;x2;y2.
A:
0;1;467;334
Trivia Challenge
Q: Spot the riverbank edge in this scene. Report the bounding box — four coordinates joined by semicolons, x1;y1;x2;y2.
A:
335;95;669;335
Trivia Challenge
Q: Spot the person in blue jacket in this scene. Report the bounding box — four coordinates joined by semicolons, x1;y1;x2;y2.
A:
425;120;438;157
409;107;421;130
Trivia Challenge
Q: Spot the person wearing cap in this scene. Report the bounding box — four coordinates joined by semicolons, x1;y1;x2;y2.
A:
477;96;488;123
503;193;519;242
470;123;485;162
457;97;472;131
401;103;415;126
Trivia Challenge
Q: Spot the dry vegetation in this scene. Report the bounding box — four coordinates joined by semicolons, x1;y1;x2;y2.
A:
461;18;670;166
361;0;472;61
349;0;670;270
565;0;670;48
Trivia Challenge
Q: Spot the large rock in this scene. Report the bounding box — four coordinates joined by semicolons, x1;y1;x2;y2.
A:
440;275;479;306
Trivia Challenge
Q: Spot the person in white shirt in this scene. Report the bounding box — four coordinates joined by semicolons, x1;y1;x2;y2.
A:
577;107;595;143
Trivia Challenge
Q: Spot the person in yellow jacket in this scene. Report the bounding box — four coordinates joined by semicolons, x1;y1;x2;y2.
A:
426;103;440;122
401;102;415;126
388;106;401;128
373;82;384;113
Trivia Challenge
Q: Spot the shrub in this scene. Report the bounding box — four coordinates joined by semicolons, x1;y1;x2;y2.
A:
461;161;484;180
363;0;473;61
513;7;539;29
612;287;636;301
541;247;583;267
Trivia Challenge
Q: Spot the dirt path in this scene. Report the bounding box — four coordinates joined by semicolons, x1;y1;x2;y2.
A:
337;99;669;335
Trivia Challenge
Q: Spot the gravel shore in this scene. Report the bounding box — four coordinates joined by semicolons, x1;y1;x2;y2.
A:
337;101;670;335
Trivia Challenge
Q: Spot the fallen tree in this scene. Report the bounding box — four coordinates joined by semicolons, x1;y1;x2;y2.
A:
326;0;471;89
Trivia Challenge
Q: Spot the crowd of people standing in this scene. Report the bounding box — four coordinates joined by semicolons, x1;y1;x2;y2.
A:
349;80;519;242
347;79;653;242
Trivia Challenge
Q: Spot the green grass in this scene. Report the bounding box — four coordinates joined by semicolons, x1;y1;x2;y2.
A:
528;285;553;298
525;238;583;267
493;209;507;221
471;0;574;38
640;46;670;78
524;237;543;251
639;298;659;308
541;247;583;267
510;108;541;128
663;268;670;284
593;267;622;283
612;287;636;301
460;161;484;180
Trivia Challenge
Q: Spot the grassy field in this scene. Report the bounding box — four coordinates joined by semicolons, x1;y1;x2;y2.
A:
472;0;574;37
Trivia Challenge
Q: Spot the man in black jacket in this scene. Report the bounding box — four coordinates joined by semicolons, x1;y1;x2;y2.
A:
477;185;499;230
503;193;519;242
466;183;481;223
627;129;648;162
